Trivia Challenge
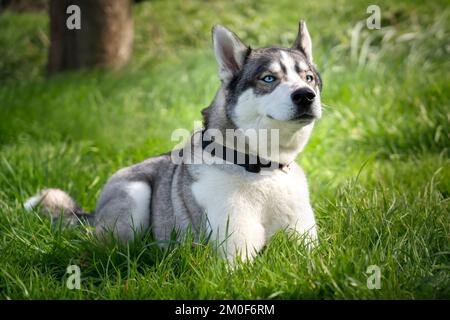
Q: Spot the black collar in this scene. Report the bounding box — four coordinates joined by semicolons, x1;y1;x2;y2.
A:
201;132;289;173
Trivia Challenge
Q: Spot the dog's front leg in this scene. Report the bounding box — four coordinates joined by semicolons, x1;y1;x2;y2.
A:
208;208;266;263
288;204;318;249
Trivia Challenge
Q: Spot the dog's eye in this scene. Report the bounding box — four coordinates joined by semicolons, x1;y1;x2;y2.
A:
261;75;276;83
306;74;314;82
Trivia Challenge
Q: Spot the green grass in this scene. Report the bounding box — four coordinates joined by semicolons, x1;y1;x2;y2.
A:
0;0;449;299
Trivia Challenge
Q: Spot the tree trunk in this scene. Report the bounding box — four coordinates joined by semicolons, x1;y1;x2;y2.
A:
47;0;133;74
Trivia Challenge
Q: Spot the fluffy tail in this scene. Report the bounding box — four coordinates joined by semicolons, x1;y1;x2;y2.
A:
24;188;94;225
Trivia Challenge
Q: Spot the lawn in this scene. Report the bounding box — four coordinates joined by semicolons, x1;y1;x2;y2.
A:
0;0;448;299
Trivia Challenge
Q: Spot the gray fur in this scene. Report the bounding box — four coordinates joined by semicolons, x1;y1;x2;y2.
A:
91;152;206;242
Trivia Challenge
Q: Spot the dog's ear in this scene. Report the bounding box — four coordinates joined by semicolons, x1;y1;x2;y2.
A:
292;20;313;62
212;25;249;82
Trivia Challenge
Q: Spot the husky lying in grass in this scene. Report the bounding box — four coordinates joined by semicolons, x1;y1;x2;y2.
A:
26;21;323;262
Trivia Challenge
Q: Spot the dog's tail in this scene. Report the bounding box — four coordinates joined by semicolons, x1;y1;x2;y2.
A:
24;188;94;225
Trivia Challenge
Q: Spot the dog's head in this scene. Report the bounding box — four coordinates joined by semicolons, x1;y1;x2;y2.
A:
207;21;322;134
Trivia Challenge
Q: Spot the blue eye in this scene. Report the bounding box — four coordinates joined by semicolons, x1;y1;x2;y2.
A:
262;75;276;83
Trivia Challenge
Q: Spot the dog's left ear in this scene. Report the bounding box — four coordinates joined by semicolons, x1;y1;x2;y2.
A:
292;20;313;62
212;25;250;82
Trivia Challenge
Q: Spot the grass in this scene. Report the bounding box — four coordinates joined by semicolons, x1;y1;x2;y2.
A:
0;0;449;299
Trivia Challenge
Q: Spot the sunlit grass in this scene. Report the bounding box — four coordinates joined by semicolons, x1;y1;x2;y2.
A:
0;0;448;299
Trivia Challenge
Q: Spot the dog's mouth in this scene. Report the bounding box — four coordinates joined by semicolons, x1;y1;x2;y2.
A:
266;113;318;123
290;113;317;122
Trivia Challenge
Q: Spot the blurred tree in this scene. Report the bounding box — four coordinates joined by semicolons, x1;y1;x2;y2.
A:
47;0;133;74
0;0;48;12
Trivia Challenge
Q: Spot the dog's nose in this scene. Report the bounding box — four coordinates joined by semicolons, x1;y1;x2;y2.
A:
291;88;316;108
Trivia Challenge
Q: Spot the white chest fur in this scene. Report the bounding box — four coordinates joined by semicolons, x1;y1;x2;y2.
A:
191;164;317;260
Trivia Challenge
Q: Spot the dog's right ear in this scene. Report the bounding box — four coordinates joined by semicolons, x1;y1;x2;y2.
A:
292;20;313;63
212;25;250;82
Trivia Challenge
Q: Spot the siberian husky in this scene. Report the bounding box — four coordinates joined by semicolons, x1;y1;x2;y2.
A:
25;21;323;262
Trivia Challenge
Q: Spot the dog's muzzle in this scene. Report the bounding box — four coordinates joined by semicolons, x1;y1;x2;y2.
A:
290;87;317;121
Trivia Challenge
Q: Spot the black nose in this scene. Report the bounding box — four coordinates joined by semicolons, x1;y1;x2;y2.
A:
291;88;316;108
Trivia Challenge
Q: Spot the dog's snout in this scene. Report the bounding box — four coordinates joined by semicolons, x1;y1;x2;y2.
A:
291;88;316;108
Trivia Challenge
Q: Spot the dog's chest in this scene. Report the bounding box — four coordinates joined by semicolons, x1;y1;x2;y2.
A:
191;165;308;233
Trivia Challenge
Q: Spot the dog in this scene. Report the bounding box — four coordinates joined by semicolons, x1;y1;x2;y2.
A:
25;21;322;262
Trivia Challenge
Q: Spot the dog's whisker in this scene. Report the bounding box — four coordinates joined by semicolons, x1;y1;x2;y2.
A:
321;103;334;110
